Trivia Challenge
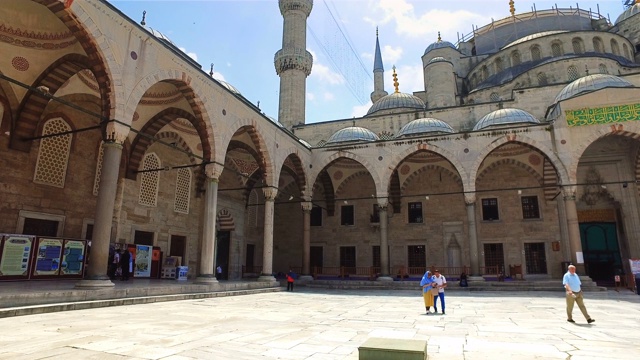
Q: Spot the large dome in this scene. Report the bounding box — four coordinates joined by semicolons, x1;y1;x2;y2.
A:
395;118;454;138
473;109;540;130
616;3;640;24
217;80;241;95
554;74;633;104
366;92;425;116
424;40;456;55
327;126;380;144
502;30;568;49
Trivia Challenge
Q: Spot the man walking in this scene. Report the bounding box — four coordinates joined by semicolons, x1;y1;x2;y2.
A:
432;269;447;315
562;265;595;324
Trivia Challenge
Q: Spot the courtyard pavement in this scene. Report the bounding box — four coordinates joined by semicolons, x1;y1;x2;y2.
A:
0;288;639;360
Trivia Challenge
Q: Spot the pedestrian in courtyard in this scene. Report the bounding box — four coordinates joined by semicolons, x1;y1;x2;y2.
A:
420;270;435;314
286;269;296;291
459;271;469;287
120;247;130;281
432;269;447;314
563;264;595;324
109;249;120;280
216;265;222;280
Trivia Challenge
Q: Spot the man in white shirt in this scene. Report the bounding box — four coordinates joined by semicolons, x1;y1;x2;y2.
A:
432;269;447;315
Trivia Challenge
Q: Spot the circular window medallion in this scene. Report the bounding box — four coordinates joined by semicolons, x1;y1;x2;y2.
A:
130;51;138;60
400;164;410;175
333;170;343;180
464;148;469;153
561;139;567;145
378;156;383;161
11;56;29;71
528;154;541;166
222;109;226;115
132;111;140;122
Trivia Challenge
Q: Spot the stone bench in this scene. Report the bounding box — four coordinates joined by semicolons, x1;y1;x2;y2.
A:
358;337;427;360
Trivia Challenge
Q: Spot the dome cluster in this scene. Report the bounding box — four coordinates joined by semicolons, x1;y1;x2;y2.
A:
366;92;425;116
553;74;634;104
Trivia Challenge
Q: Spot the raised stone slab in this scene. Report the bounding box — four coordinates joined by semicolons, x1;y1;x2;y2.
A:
358;337;426;360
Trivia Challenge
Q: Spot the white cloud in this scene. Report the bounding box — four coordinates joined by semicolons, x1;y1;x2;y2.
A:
178;47;198;61
323;92;335;101
307;92;316;101
351;103;372;118
382;45;402;66
386;64;423;94
212;72;226;82
310;63;345;85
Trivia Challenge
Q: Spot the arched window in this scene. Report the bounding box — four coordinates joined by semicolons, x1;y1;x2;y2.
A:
531;45;542;61
623;43;630;59
139;153;161;206
511;50;521;65
592;37;604;53
537;72;548;86
93;141;104;196
174;168;192;214
572;38;584;54
490;93;500;102
495;57;503;73
598;64;608;74
567;65;579;81
481;65;489;80
33;117;72;188
552;42;563;57
471;73;478;88
611;39;620;56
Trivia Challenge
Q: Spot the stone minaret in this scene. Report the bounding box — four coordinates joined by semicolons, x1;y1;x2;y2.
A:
275;0;314;129
370;28;388;103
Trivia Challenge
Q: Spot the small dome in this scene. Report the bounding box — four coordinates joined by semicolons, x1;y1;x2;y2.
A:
502;31;567;49
554;74;633;104
424;40;456;55
395;118;454;138
473;108;539;130
218;80;241;95
266;115;284;128
427;57;451;65
616;4;640;24
298;138;312;148
366;92;425;116
327;126;380;144
146;27;175;45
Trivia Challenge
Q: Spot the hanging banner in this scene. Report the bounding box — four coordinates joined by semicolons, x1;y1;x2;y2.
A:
134;245;152;277
630;259;640;275
0;235;34;277
33;238;63;276
61;240;85;275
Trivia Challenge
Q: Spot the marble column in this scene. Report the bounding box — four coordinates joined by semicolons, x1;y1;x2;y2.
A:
76;140;123;288
301;201;312;276
377;199;393;281
195;163;222;284
563;187;585;273
259;188;277;281
465;194;481;277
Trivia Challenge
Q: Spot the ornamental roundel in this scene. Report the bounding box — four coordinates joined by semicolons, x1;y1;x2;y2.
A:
333;170;343;180
130;51;138;60
11;56;29;71
132;111;140;122
528;154;541;166
400;164;410;175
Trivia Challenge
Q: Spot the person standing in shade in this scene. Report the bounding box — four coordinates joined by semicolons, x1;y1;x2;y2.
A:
420;270;435;314
563;264;595;324
120;247;130;281
216;265;222;280
286;269;296;292
432;269;447;315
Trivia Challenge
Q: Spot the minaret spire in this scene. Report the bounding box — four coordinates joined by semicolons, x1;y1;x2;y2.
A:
370;27;388;103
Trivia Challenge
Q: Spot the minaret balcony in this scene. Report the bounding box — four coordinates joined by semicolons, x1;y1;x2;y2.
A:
274;48;313;76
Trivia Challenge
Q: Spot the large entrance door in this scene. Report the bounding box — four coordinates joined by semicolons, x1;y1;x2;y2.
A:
310;246;323;270
524;242;547;274
216;231;230;280
483;243;504;275
579;223;622;283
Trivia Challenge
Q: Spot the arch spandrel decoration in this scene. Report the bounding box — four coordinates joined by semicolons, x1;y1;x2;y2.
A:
216;209;235;231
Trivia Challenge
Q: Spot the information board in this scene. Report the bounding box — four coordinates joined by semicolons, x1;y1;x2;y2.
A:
0;235;34;277
33;238;63;276
61;240;85;275
134;245;152;277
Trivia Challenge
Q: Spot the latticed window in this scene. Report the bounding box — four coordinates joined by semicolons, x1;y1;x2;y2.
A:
495;58;503;73
530;45;541;61
93;141;104;196
339;246;356;267
490;92;500;102
598;64;608;74
572;38;584;54
481;198;499;221
551;42;563;57
33;118;72;188
537;72;548;86
408;202;423;223
593;37;604;53
610;39;620;56
408;245;426;268
174;168;192;214
138;153;160;206
521;196;540;219
567;65;579;81
511;50;521;65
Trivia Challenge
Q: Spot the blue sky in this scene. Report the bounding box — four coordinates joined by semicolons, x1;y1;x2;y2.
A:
108;0;628;124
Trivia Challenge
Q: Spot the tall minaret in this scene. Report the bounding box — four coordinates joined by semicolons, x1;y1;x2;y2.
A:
275;0;314;129
370;28;388;103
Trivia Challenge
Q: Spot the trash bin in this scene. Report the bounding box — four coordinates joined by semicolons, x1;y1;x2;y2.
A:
177;266;188;281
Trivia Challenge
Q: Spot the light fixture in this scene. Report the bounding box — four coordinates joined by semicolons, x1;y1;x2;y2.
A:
288;195;294;200
343;200;348;204
425;196;429;200
601;185;607;189
517;190;522;195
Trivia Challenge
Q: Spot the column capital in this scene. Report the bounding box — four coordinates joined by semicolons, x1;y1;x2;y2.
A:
205;163;223;180
376;197;389;209
301;201;313;212
104;121;129;144
464;193;476;205
562;186;577;200
263;187;278;201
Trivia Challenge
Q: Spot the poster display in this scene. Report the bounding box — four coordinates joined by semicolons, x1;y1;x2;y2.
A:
630;259;640;275
0;235;34;277
134;244;152;277
33;238;63;276
61;240;85;275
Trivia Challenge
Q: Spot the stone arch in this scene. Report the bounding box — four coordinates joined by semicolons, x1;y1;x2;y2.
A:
469;135;569;191
311;152;379;191
335;170;375;196
222;119;275;187
278;150;307;195
476;158;543;185
401;164;463;192
155;131;197;165
569;127;640;180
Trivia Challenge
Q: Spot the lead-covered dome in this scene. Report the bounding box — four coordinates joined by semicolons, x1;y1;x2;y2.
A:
217;80;241;95
427;56;451;65
424;40;456;55
616;3;640;24
502;30;568;49
473;109;540;130
554;74;633;104
366;92;425;116
327;126;380;144
395;118;454;138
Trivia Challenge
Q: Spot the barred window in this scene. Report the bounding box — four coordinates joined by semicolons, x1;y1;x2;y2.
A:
34;118;72;188
481;198;499;221
572;38;584;54
598;64;608;74
567;65;579;81
593;37;604;53
511;50;521;65
495;57;503;73
341;205;354;226
610;39;620;56
537;72;548;86
531;45;541;61
551;42;563;57
174;168;192;214
311;205;322;226
93;141;104;196
521;196;540;219
138;153;160;207
490;93;500;102
623;43;630;59
408;202;423;223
